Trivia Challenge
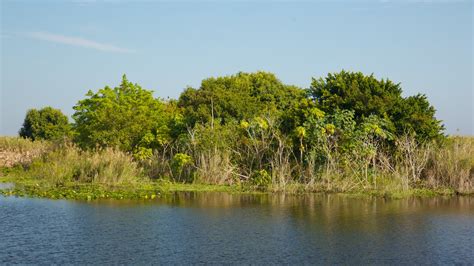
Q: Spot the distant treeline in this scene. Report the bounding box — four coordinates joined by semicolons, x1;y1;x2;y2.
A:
14;71;473;194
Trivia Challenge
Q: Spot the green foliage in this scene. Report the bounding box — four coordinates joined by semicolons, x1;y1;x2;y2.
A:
308;70;443;141
72;75;172;153
302;109;393;168
172;153;192;168
19;107;71;141
191;121;240;152
171;153;194;182
251;169;272;188
392;94;445;141
178;71;305;126
8;70;463;198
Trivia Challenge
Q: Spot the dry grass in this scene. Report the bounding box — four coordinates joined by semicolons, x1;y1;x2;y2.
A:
26;144;144;186
0;137;52;168
195;149;236;185
424;136;473;194
2;135;472;195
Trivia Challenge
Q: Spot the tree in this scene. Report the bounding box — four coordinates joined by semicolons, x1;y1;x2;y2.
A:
19;107;71;141
178;71;305;127
392;94;445;140
72;75;171;153
308;70;444;140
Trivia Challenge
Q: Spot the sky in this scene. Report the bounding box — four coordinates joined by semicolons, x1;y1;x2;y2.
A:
1;0;473;136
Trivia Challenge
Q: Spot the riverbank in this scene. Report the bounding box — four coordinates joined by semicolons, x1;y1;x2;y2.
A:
0;136;472;200
0;174;460;201
0;175;244;200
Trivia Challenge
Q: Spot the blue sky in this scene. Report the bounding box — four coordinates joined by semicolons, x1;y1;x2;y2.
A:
1;0;472;135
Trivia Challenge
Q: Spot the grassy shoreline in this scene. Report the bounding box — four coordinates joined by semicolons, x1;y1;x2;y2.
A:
0;174;461;201
0;175;245;201
0;136;472;201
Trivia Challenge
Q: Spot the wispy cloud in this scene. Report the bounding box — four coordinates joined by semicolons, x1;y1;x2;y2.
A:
28;31;135;53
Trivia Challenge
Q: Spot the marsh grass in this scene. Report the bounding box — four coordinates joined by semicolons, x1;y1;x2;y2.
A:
1;136;472;199
424;136;473;193
0;136;50;152
24;144;144;186
0;136;52;168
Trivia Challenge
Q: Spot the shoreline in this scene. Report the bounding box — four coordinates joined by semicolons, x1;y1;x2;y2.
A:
1;176;466;201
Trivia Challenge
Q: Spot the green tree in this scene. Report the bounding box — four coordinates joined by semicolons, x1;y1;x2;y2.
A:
392;94;445;141
19;106;71;141
72;75;171;153
308;70;443;140
178;71;305;126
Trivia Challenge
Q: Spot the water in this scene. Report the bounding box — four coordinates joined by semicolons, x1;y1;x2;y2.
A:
1;193;473;264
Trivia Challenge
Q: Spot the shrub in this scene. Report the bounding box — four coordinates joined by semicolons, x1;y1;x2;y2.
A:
251;169;272;188
171;153;194;182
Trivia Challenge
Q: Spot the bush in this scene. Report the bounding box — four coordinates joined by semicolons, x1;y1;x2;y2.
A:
171;153;194;182
251;169;272;188
11;71;468;196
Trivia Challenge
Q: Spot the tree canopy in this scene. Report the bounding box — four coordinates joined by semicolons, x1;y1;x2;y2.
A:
19;107;71;141
72;75;172;153
24;71;444;151
178;71;305;126
308;70;444;140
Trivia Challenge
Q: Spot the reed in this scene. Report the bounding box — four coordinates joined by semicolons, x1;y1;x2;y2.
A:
1;136;472;197
0;136;52;168
423;136;473;194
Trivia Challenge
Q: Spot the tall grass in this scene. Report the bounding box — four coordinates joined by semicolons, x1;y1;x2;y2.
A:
2;135;472;195
194;149;236;184
0;136;52;168
0;136;50;152
424;136;473;193
26;144;144;186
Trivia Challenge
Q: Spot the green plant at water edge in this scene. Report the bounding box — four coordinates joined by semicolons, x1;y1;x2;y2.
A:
171;153;194;182
251;169;272;189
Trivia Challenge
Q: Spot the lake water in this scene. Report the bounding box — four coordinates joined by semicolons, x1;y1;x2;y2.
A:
1;193;473;264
